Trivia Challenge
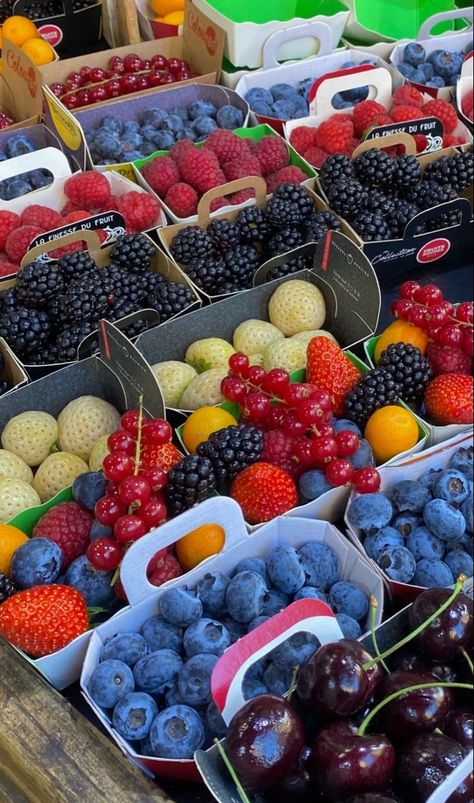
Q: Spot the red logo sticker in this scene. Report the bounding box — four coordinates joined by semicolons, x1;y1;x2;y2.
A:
417;238;451;264
38;24;63;47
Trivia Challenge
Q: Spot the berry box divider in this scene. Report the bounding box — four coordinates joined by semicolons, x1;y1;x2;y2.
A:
0;336;28;396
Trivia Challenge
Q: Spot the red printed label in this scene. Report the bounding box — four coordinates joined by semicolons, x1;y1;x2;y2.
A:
38;24;63;47
187;8;217;56
417;238;451;263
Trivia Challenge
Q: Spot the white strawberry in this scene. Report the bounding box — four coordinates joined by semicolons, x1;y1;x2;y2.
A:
268;280;326;336
0;449;33;485
57;396;120;462
151;361;197;408
264;339;307;373
179;368;228;411
291;329;339;347
1;411;58;467
233;320;284;355
0;479;41;522
88;435;110;472
33;452;89;503
185;339;235;373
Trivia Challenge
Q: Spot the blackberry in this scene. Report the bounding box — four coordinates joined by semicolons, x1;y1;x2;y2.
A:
0;572;17;604
198;424;264;488
407;180;457;210
187;257;226;295
344;368;402;427
391;201;419;237
366;193;396;216
306;211;341;232
58;251;97;282
391;155;422;191
220;246;260;290
236;206;271;243
148;281;195;322
29;344;60;365
140;270;167;295
353;149;395;189
107;265;147;306
171;226;215;264
60;272;116;324
265;184;313;227
0;379;9;396
0;307;53;360
26;0;62;18
267;253;313;281
123;319;149;339
15;261;65;309
352;211;391;241
207;219;241;252
320;154;355;191
0;287;19;314
165;455;217;516
110;233;155;272
378;342;432;403
326;180;368;220
424;153;473;193
424;209;463;232
56;323;95;362
109;298;141;322
267;226;305;257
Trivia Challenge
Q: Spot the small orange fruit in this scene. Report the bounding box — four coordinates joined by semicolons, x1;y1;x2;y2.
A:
176;523;225;571
0;523;29;578
151;0;184;15
374;320;429;363
160;10;184;24
2;15;38;47
365;405;419;464
182;407;238;454
21;36;55;65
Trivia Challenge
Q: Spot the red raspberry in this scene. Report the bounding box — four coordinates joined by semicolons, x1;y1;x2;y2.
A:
229;189;255;205
147;548;182;587
169;139;195;163
5;225;42;264
165;183;199;217
204;129;251;163
222;155;262;181
316;116;354;155
254;136;289;175
0;210;20;251
443;134;466;147
345;137;361;157
20;205;62;231
33;501;92;570
112;191;161;233
50;243;84;258
353;100;387;137
266;165;308;193
179;148;226;193
421;98;458;134
391;85;424;109
61;209;93;223
412;134;427;152
289;126;318;154
303;145;330;168
261;430;300;478
390;105;423;123
61;201;84;215
461;90;473;120
141;156;180;197
209;196;230;211
64;171;112;211
0;260;19;277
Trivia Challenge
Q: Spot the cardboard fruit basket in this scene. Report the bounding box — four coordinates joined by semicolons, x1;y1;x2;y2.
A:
0;121;72;169
136;0;184;41
80;515;383;780
344;430;474;605
11;0;102;53
342;0;461;45
0;336;27;396
457;51;473;126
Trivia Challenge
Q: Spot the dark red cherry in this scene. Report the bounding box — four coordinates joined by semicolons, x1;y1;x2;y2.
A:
393;649;462;683
409;587;473;661
444;708;473;750
346;795;399;803
396;732;473;802
376;670;454;739
267;747;314;802
151;54;167;69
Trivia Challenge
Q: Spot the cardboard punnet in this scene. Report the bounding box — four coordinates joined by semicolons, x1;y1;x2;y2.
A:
0;123;76;172
457;52;473;126
345;430;474;605
0;74;40;133
12;0;102;53
136;0;183;41
80;515;383;779
0;337;28;395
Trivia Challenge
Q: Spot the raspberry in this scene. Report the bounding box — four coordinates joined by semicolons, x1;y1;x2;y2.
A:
254;136;289;175
141;156;180;197
20;205;62;231
5;225;42;264
49;242;84;259
64;171;112;211
353;100;387;137
0;260;19;277
147;548;182;587
210;196;230;211
316;116;354;155
421;98;458;134
266;165;308;193
229;189;255;205
223;155;262;181
461;90;473;119
390;105;423;123
345;137;361;157
391;85;424;109
304;145;330;168
112;191;161;233
0;210;20;251
178;148;226;193
32;501;92;570
204;129;251;163
443;135;466;147
61;209;93;223
61;201;84;215
289;126;318;154
413;134;428;153
261;430;299;478
165;182;199;217
169;139;195;163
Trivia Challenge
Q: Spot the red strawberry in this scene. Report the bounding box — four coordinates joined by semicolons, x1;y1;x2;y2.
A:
231;462;298;524
147;548;182;586
424;373;473;425
307;337;361;416
141;442;183;473
32;502;92;569
427;342;473;377
0;584;89;657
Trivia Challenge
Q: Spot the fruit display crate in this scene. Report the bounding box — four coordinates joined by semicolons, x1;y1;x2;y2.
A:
11;0;103;54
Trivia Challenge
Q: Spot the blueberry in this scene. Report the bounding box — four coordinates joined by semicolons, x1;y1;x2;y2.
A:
329;581;369;622
177;653;218;706
349;439;376;469
164;682;185;707
170;106;189;121
270;83;296;101
5;135;35;158
266;545;305;594
216;105;244;129
404;42;426;67
299;469;333;500
234;558;268;583
261;588;289;617
183;618;230;658
335;613;362;639
123;120;141;135
377;546;417;583
271;632;319;671
90;520;113;541
392;513;421;538
159;114;185;134
72;471;107;511
243;676;269;700
149;705;205;759
391;480;432;514
140;124;159;141
64;555;115;606
414;64;434;83
461;484;473;534
176;127;197;142
294;587;328;603
159;587;203;627
220;616;246;643
112;691;158;741
419;468;443;492
245;87;273;108
424;499;466;542
263;661;293;696
120;132;144;151
450;447;473;480
347;493;393;534
100;115;123;134
192;115;218;137
434;469;470;508
333;419;362;436
205;701;227;737
133;649;183;694
11;538;62;588
94;131;123;160
152;130;176;150
140;108;168;127
196;572;230;617
271;99;297;120
407;525;445;561
140;734;154;755
298;542;339;591
398;61;417;79
30;169;52;190
431;50;463;81
364;527;405;561
140;617;182;656
427;49;445;65
88;659;135;708
122;150;144;162
332;93;354;110
250;101;273;116
5;179;33;199
445;550;473;580
426;77;446;88
102;633;148;666
188;100;217;120
225;571;267;623
413;558;454;588
247;615;270;632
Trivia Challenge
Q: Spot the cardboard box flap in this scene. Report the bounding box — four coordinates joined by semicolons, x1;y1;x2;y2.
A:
2;37;45;119
0;338;28;394
0;146;71;186
417;7;473;39
182;0;225;77
403;197;472;240
261;20;333;70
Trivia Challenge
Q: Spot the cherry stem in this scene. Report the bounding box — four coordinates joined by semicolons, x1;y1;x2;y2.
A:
369;595;390;674
362;575;467;671
284;665;300;702
214;739;251;803
460;646;474;674
358;681;474;737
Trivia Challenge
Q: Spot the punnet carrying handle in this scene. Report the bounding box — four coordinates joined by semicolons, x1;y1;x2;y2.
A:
309;66;392;117
262;20;333;69
197;176;267;223
0;146;71;184
20;229;102;267
418;7;473;40
403;197;472;240
352;131;417;158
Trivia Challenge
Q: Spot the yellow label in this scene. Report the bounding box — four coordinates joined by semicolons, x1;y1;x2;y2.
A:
45;92;82;151
106;163;137;183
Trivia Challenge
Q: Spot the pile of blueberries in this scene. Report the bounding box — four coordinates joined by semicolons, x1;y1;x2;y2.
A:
0;134;53;201
397;41;471;88
84;101;246;166
87;539;371;760
347;445;473;587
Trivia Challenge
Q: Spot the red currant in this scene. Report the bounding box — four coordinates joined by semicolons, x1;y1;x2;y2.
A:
316;422;335;438
107;430;136;455
391;299;414;319
142;419;172;445
242;392;271;422
121;409;148;436
407;305;428;329
103;451;134;482
282;410;306;438
95;496;127;525
284;383;314;406
114;514;148;543
118;476;151;506
455;302;474;324
307;388;333;413
437;300;455;316
399;281;421;300
425;324;444;341
335;430;360;457
325;458;354;486
353;467;381;493
413;284;443;306
461;327;474;358
311;435;338;465
89;85;108;104
438;323;462;348
424;303;450;326
76;89;91;107
297;398;324;426
292;438;315;468
104;79;122;99
247;365;266;386
106;480;120;498
140;497;167;528
264;406;288;431
221;376;247;403
80;65;92;81
140;466;167;492
262;369;290;397
229;353;250;378
86;537;123;571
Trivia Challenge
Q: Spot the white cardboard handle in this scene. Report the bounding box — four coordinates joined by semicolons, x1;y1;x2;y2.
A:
262;20;333;69
310;66;393;117
425;752;474;803
418;7;473;39
0;146;71;183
